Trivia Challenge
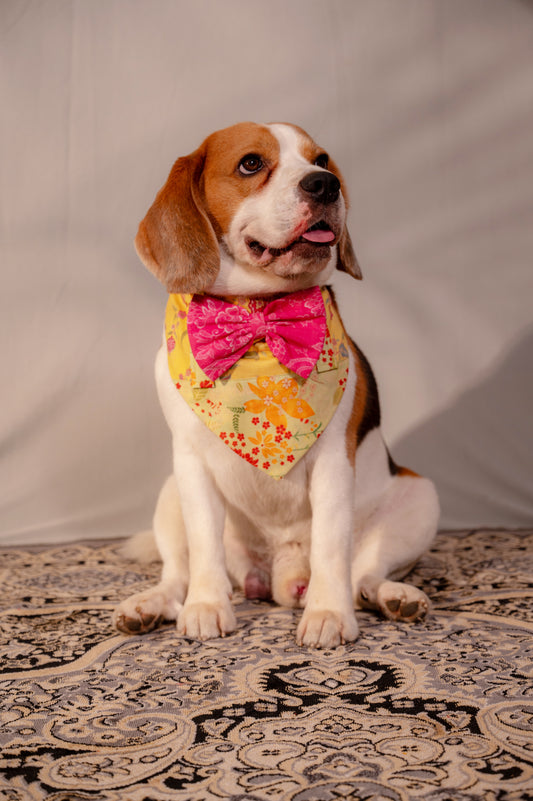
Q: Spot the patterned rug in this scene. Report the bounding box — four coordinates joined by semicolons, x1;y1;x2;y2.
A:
0;529;532;801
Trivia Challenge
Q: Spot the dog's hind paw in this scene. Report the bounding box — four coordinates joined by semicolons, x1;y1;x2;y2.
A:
113;587;181;635
376;580;430;623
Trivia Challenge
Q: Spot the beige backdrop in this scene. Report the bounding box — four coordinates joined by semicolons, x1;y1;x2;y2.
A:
1;0;532;544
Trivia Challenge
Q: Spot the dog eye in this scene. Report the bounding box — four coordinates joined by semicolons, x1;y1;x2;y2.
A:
238;154;263;175
314;153;329;169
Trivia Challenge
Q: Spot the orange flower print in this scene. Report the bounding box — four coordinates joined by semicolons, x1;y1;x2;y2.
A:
248;430;291;462
244;377;314;428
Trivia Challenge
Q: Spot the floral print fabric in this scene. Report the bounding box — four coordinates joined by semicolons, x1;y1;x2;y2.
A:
165;288;350;478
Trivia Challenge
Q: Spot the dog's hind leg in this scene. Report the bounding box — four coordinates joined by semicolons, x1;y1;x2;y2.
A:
223;507;273;601
351;472;439;623
113;474;189;634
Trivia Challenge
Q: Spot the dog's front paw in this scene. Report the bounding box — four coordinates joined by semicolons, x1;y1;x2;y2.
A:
177;600;237;641
113;587;180;635
296;608;359;649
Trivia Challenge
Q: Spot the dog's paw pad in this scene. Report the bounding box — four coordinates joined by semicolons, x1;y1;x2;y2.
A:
401;600;423;619
378;581;430;623
114;610;163;635
385;598;400;614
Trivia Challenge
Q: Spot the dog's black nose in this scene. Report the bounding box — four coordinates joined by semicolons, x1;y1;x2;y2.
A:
299;171;340;204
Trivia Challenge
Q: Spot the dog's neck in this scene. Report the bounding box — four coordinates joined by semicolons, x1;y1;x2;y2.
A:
207;250;337;299
188;289;309;306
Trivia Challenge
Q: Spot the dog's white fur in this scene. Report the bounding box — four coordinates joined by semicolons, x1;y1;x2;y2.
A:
114;122;439;648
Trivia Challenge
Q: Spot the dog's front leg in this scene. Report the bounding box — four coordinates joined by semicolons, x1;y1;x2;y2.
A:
297;452;359;649
174;451;236;640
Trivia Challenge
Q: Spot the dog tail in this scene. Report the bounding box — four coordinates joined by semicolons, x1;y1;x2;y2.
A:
119;529;161;564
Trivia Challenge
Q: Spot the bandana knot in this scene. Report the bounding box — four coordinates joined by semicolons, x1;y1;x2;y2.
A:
187;286;327;381
249;309;268;341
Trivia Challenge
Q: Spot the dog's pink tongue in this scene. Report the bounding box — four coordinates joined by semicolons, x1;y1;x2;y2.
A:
301;229;335;243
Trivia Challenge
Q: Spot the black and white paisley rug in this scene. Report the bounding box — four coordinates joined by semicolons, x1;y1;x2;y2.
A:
1;529;532;800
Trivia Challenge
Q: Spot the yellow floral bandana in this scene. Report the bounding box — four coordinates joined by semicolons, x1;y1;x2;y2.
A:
165;288;350;479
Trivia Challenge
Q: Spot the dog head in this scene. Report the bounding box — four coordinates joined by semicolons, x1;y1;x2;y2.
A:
135;122;361;296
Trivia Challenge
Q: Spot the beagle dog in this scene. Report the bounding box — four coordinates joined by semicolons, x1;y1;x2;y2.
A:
114;122;439;649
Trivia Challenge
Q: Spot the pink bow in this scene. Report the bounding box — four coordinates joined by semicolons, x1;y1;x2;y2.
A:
187;286;327;381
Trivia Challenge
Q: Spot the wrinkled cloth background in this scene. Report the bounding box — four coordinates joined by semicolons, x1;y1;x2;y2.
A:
1;0;532;545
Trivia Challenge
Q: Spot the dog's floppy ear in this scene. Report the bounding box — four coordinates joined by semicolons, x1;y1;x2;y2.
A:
328;157;362;280
336;225;362;280
135;146;219;293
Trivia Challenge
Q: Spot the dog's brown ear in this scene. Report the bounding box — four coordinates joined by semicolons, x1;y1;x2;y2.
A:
337;226;362;280
135;147;219;293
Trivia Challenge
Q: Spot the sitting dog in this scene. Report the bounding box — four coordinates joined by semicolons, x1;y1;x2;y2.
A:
113;121;439;648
